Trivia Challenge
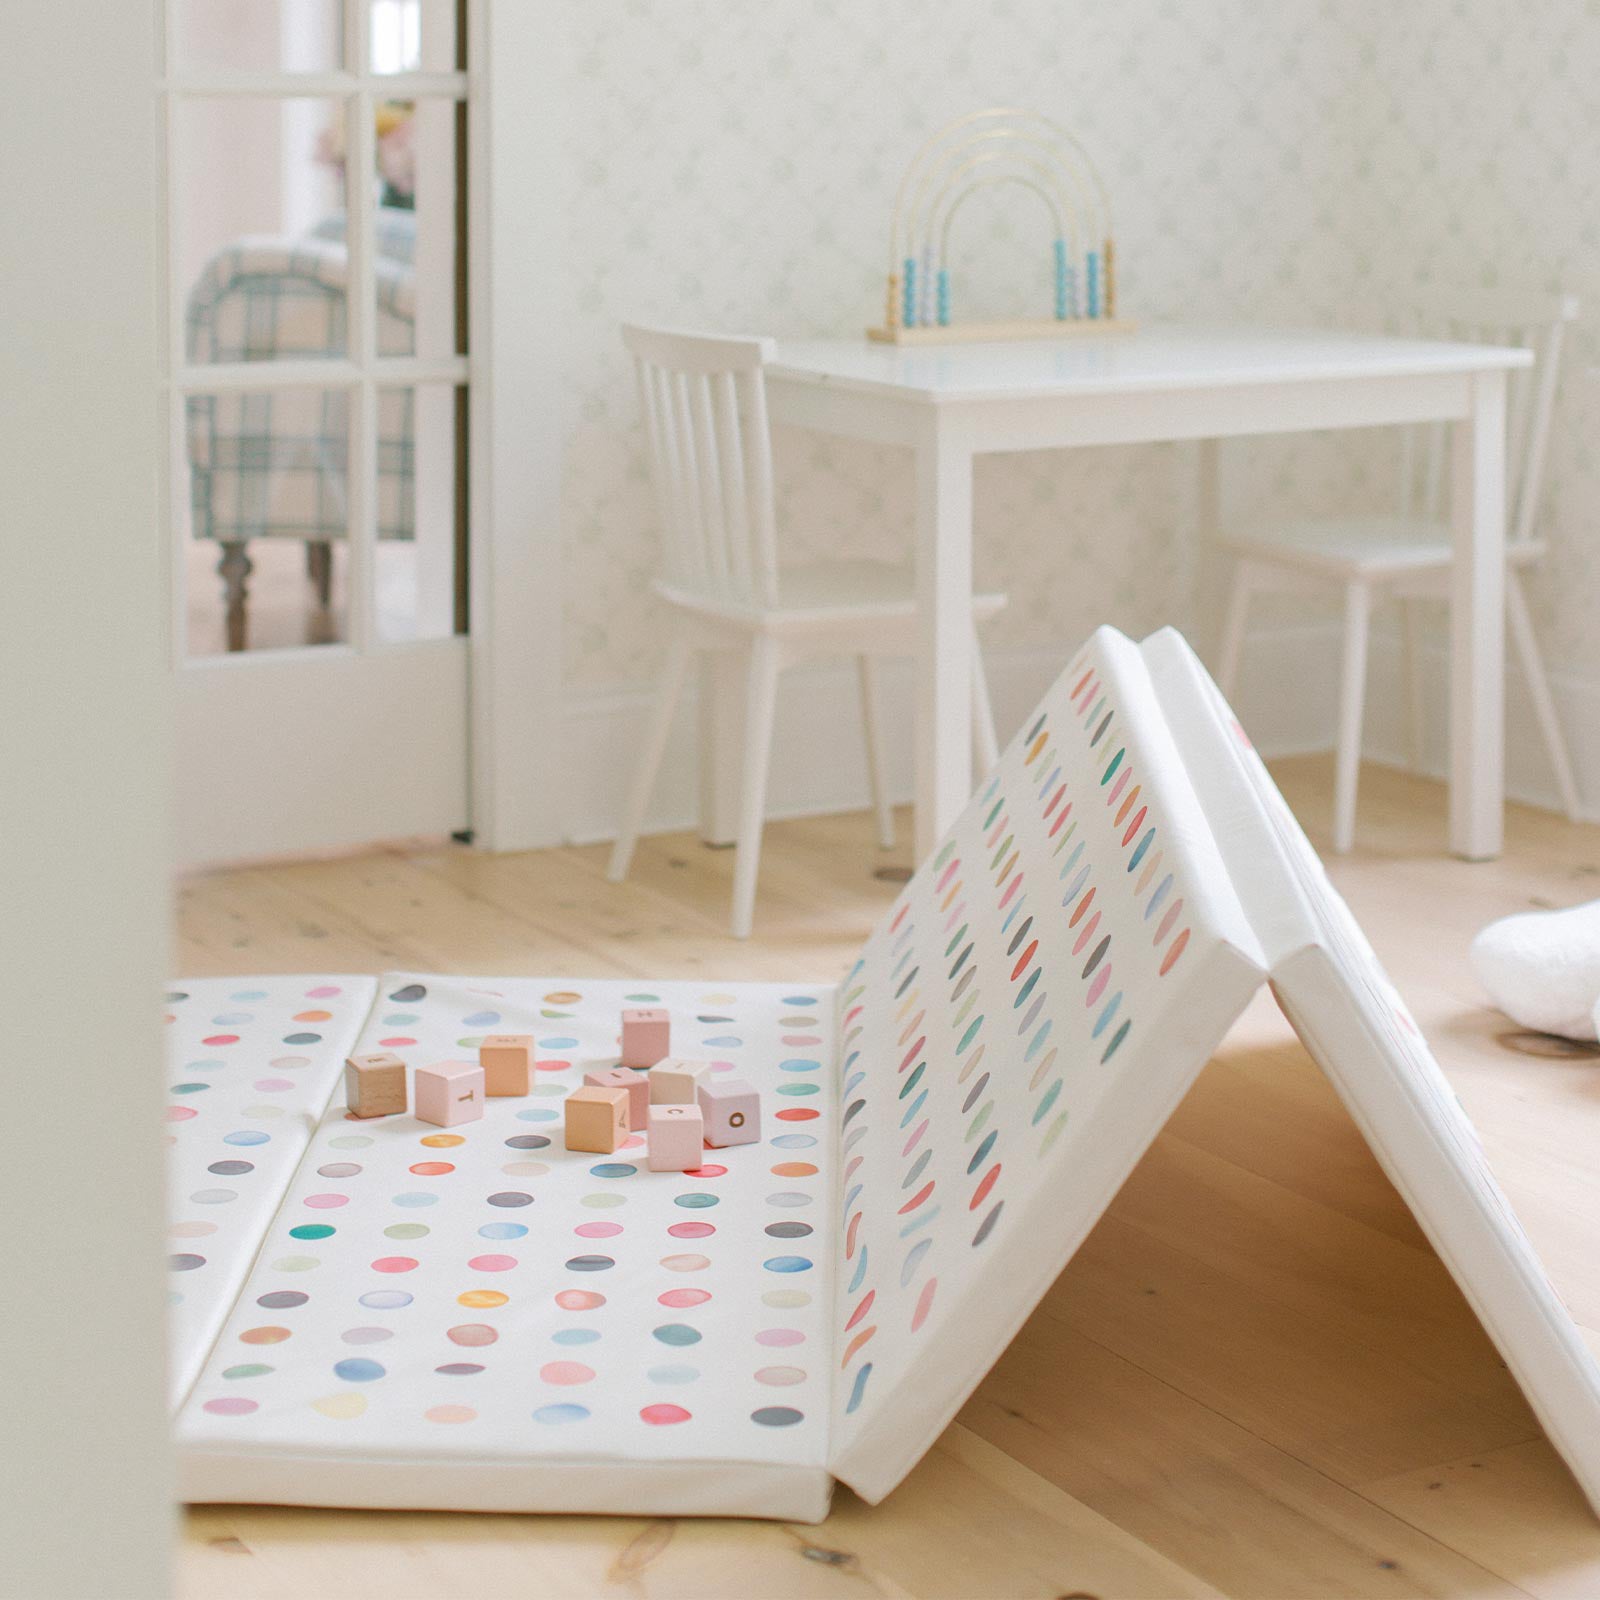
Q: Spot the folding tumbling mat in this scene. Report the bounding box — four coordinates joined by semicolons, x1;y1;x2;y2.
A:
165;627;1600;1521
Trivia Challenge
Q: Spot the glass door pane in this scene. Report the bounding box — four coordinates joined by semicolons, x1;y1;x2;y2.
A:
372;98;464;358
181;387;353;655
175;98;350;363
370;0;459;72
375;385;466;643
174;0;344;74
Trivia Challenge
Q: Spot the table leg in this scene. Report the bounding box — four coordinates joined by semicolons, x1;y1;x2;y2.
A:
697;651;743;847
1449;370;1507;860
914;413;975;861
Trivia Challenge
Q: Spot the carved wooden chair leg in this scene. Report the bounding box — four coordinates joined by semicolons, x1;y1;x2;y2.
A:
217;540;253;653
305;540;333;607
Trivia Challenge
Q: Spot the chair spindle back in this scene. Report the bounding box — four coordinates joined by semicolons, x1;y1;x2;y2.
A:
623;324;782;611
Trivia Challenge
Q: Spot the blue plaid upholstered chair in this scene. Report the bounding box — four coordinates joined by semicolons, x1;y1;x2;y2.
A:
185;210;417;650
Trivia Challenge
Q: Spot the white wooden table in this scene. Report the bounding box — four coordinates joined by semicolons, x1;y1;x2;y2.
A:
753;325;1530;862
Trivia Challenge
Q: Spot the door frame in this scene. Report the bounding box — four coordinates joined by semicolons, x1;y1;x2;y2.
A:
1;0;173;1592
467;0;566;852
160;0;566;862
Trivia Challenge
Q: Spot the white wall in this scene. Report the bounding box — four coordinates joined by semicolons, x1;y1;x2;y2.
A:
0;3;173;1596
540;0;1600;836
1360;0;1600;814
557;0;1376;692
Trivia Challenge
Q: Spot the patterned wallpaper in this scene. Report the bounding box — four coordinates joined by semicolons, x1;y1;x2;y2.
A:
1360;0;1600;683
554;0;1595;710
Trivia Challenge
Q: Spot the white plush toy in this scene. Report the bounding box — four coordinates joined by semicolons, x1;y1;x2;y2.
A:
1470;898;1600;1042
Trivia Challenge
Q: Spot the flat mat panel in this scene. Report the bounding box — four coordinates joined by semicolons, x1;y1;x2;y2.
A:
176;975;837;1506
164;976;376;1405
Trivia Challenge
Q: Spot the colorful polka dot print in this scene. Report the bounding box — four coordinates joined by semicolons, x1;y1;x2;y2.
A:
164;977;377;1404
163;629;1590;1518
828;628;1232;1488
177;978;833;1479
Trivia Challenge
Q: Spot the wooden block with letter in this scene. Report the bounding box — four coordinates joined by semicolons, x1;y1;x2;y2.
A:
343;1052;406;1119
479;1033;533;1096
620;1006;670;1069
565;1085;629;1154
584;1066;648;1130
698;1077;760;1147
649;1057;711;1105
414;1060;483;1127
647;1104;705;1172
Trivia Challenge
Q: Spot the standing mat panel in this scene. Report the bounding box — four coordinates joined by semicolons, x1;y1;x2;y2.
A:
827;627;1267;1501
1143;626;1600;1518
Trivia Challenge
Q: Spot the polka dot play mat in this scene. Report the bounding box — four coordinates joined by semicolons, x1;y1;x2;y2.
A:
175;975;841;1519
164;627;1600;1524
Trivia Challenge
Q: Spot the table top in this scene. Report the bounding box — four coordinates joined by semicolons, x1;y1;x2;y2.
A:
767;323;1532;404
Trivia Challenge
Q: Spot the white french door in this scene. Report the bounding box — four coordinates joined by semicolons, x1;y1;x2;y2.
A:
162;0;473;864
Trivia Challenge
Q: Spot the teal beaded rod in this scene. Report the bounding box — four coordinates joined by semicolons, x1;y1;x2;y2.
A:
870;108;1128;345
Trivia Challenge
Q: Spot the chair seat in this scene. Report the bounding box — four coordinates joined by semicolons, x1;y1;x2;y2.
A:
656;560;1008;627
1224;516;1546;580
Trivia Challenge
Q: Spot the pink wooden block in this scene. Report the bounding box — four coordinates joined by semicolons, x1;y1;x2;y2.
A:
697;1077;761;1147
414;1060;484;1127
648;1057;710;1105
584;1067;648;1131
620;1006;671;1069
647;1104;704;1172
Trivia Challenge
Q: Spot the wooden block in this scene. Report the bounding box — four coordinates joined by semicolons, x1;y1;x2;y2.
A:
344;1052;407;1119
620;1006;670;1069
584;1067;648;1131
649;1057;711;1105
414;1060;483;1127
479;1033;533;1096
698;1076;760;1147
647;1103;704;1172
565;1085;628;1154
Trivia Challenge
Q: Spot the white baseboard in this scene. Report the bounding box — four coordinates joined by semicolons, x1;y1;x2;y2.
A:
1217;620;1600;825
560;647;1071;847
561;629;1600;847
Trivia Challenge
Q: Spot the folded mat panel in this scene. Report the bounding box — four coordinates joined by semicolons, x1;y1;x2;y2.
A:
164;977;377;1405
176;976;837;1521
825;626;1269;1501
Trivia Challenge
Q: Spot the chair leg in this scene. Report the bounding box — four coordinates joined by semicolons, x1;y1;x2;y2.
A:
730;635;783;940
1332;579;1372;854
217;541;253;653
306;540;333;608
1216;563;1253;700
1400;598;1426;771
857;656;896;851
970;624;1000;778
1507;571;1582;819
607;629;693;883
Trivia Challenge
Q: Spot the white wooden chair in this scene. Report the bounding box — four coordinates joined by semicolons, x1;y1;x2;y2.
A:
1216;291;1582;853
608;324;1007;938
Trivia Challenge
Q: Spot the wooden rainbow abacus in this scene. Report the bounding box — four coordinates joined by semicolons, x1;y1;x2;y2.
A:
868;108;1132;345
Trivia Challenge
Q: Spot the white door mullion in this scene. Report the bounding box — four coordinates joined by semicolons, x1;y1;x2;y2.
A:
349;373;379;653
169;356;469;392
159;70;467;99
166;382;188;664
159;6;184;666
345;0;379;656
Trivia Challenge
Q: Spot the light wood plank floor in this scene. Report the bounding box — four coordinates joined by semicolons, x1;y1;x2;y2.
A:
176;758;1600;1600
